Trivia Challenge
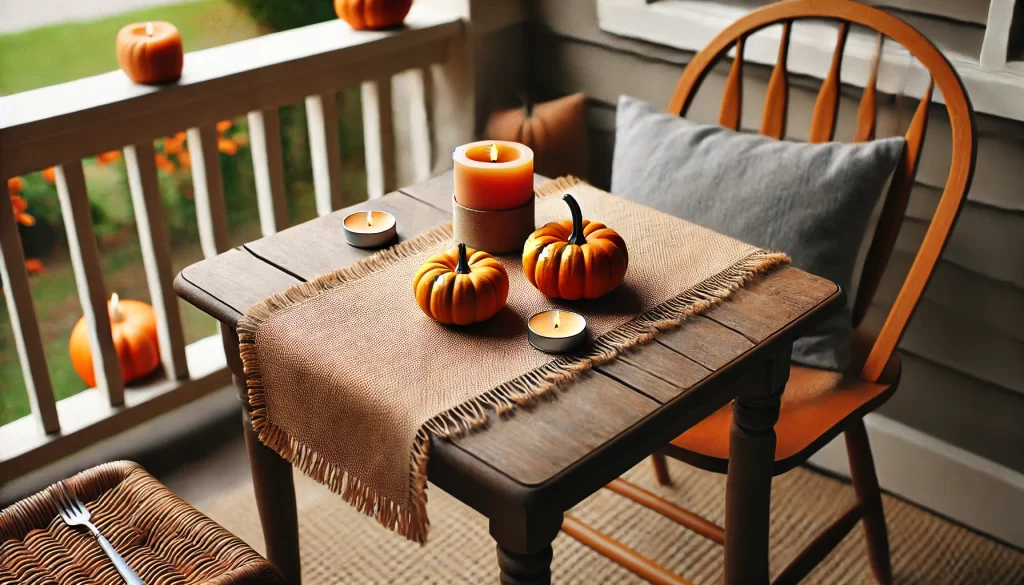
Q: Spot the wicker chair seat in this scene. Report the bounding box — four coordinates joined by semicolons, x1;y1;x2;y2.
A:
0;461;284;585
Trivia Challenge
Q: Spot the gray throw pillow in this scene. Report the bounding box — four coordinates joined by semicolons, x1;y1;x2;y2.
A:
611;95;905;371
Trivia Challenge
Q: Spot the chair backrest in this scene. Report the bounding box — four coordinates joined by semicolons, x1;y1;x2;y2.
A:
667;0;976;382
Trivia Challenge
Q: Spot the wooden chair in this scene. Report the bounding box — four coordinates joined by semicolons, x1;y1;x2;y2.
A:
560;1;976;583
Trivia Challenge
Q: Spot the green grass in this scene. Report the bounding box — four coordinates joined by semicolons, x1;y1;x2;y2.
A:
0;0;267;95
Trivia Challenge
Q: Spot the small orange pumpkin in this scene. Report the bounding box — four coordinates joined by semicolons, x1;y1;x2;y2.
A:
70;294;161;387
115;21;183;85
485;93;587;179
413;243;509;325
335;0;413;30
523;194;628;300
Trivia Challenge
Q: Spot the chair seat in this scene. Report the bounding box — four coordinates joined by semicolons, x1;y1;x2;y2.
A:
666;363;898;474
0;461;285;585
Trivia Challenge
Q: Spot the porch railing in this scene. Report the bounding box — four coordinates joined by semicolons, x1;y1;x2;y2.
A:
0;4;480;483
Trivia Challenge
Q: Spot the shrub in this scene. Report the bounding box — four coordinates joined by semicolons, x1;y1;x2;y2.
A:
228;0;336;31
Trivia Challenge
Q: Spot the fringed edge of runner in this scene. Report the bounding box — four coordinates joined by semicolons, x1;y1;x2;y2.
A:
237;176;789;546
237;222;454;544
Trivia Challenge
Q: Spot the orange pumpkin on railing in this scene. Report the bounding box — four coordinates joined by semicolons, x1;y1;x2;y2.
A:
70;294;161;387
334;0;413;30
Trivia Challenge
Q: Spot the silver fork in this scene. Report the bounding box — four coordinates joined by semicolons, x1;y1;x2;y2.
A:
55;481;144;585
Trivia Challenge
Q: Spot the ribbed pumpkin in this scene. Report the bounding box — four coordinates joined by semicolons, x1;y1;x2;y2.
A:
69;294;161;387
523;194;628;300
115;22;183;84
334;0;413;30
413;243;509;325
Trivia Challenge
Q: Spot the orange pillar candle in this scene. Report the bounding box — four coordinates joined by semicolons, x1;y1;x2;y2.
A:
453;140;534;211
116;21;184;84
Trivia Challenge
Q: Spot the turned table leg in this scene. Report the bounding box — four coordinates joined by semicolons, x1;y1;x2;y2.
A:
490;507;562;585
224;327;302;584
723;357;787;585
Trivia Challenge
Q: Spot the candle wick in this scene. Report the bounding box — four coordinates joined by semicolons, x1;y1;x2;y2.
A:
554;322;559;330
489;143;498;163
366;210;373;226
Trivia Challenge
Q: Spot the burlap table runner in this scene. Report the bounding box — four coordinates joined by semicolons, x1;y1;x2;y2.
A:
238;177;788;543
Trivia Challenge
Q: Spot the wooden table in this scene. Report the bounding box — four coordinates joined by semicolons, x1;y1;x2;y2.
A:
174;172;841;585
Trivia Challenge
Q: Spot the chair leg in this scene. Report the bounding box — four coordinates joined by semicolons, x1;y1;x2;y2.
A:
845;420;892;585
651;453;672;486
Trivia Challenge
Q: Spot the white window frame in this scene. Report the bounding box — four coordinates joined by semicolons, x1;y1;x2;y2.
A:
596;0;1024;121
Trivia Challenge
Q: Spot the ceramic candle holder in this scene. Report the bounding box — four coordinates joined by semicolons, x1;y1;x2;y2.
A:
527;310;587;353
343;210;397;248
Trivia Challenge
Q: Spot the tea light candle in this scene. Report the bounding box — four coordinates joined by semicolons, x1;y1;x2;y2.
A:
343;210;397;248
116;21;184;84
453;140;534;211
528;310;587;353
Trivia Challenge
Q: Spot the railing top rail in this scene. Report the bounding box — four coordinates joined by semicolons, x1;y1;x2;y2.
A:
0;7;462;178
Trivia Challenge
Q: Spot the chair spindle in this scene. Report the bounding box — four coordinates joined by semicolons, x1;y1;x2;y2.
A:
562;515;696;585
808;22;849;143
852;80;933;328
760;22;792;139
854;34;884;142
719;37;745;130
606;479;725;544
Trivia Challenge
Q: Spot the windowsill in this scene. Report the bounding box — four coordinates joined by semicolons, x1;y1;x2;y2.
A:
596;0;1024;122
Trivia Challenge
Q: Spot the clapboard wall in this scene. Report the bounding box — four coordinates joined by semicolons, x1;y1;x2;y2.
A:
523;0;1024;476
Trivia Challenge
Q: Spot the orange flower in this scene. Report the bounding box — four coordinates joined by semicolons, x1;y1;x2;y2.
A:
24;258;45;275
154;153;176;174
11;195;35;226
164;131;187;155
177;150;191;169
42;167;56;184
216;120;232;133
96;150;122;165
8;177;24;194
217;137;239;155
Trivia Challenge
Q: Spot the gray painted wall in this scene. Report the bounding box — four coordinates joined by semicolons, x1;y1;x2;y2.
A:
524;0;1024;473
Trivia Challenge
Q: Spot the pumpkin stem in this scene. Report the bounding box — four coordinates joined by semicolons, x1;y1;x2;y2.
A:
110;292;123;323
563;194;586;245
455;242;471;274
517;91;533;118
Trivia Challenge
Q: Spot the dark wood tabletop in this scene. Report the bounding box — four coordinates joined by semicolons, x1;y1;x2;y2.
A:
174;171;841;585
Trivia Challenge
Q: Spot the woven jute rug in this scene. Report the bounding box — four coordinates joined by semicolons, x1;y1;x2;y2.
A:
199;457;1024;584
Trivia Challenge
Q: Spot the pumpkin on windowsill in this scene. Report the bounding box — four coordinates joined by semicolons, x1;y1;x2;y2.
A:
335;0;413;30
413;243;509;325
70;293;161;388
523;194;628;301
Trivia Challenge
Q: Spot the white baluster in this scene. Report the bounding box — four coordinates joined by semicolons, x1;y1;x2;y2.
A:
361;77;397;199
125;142;189;381
0;176;58;433
55;161;125;405
248;109;289;236
306;93;345;216
187;126;231;258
